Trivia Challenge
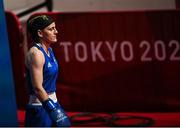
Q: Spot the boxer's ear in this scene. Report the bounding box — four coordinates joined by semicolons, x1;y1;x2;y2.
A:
37;30;43;38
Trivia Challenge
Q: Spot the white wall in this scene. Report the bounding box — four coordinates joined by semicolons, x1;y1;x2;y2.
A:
4;0;44;11
4;0;176;12
53;0;176;12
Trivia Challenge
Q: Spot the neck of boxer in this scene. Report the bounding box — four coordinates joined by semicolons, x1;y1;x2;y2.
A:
39;41;50;56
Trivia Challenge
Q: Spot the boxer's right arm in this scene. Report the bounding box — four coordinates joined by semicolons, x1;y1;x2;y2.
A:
27;47;49;102
27;47;70;126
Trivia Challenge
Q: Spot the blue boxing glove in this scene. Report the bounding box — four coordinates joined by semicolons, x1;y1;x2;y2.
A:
42;98;71;127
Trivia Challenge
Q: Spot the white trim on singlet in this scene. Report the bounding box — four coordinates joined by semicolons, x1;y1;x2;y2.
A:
28;92;57;106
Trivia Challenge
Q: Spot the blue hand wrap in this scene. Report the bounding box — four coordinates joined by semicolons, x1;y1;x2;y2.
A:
42;98;71;126
42;98;57;112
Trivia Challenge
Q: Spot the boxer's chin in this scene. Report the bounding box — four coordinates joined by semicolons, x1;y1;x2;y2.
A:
51;38;57;43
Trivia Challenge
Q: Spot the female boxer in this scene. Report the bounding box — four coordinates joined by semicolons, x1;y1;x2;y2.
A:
25;14;71;127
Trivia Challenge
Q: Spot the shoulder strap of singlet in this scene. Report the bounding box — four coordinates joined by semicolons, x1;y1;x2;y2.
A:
34;43;48;57
33;43;53;59
34;43;41;50
48;47;54;57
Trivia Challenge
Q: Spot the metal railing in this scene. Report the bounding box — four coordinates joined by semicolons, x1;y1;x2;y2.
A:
17;0;53;18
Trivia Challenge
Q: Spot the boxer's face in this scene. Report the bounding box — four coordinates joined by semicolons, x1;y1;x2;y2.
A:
38;22;58;43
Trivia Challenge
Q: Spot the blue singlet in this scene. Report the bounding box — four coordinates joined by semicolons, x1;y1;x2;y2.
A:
25;44;71;127
26;43;59;94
